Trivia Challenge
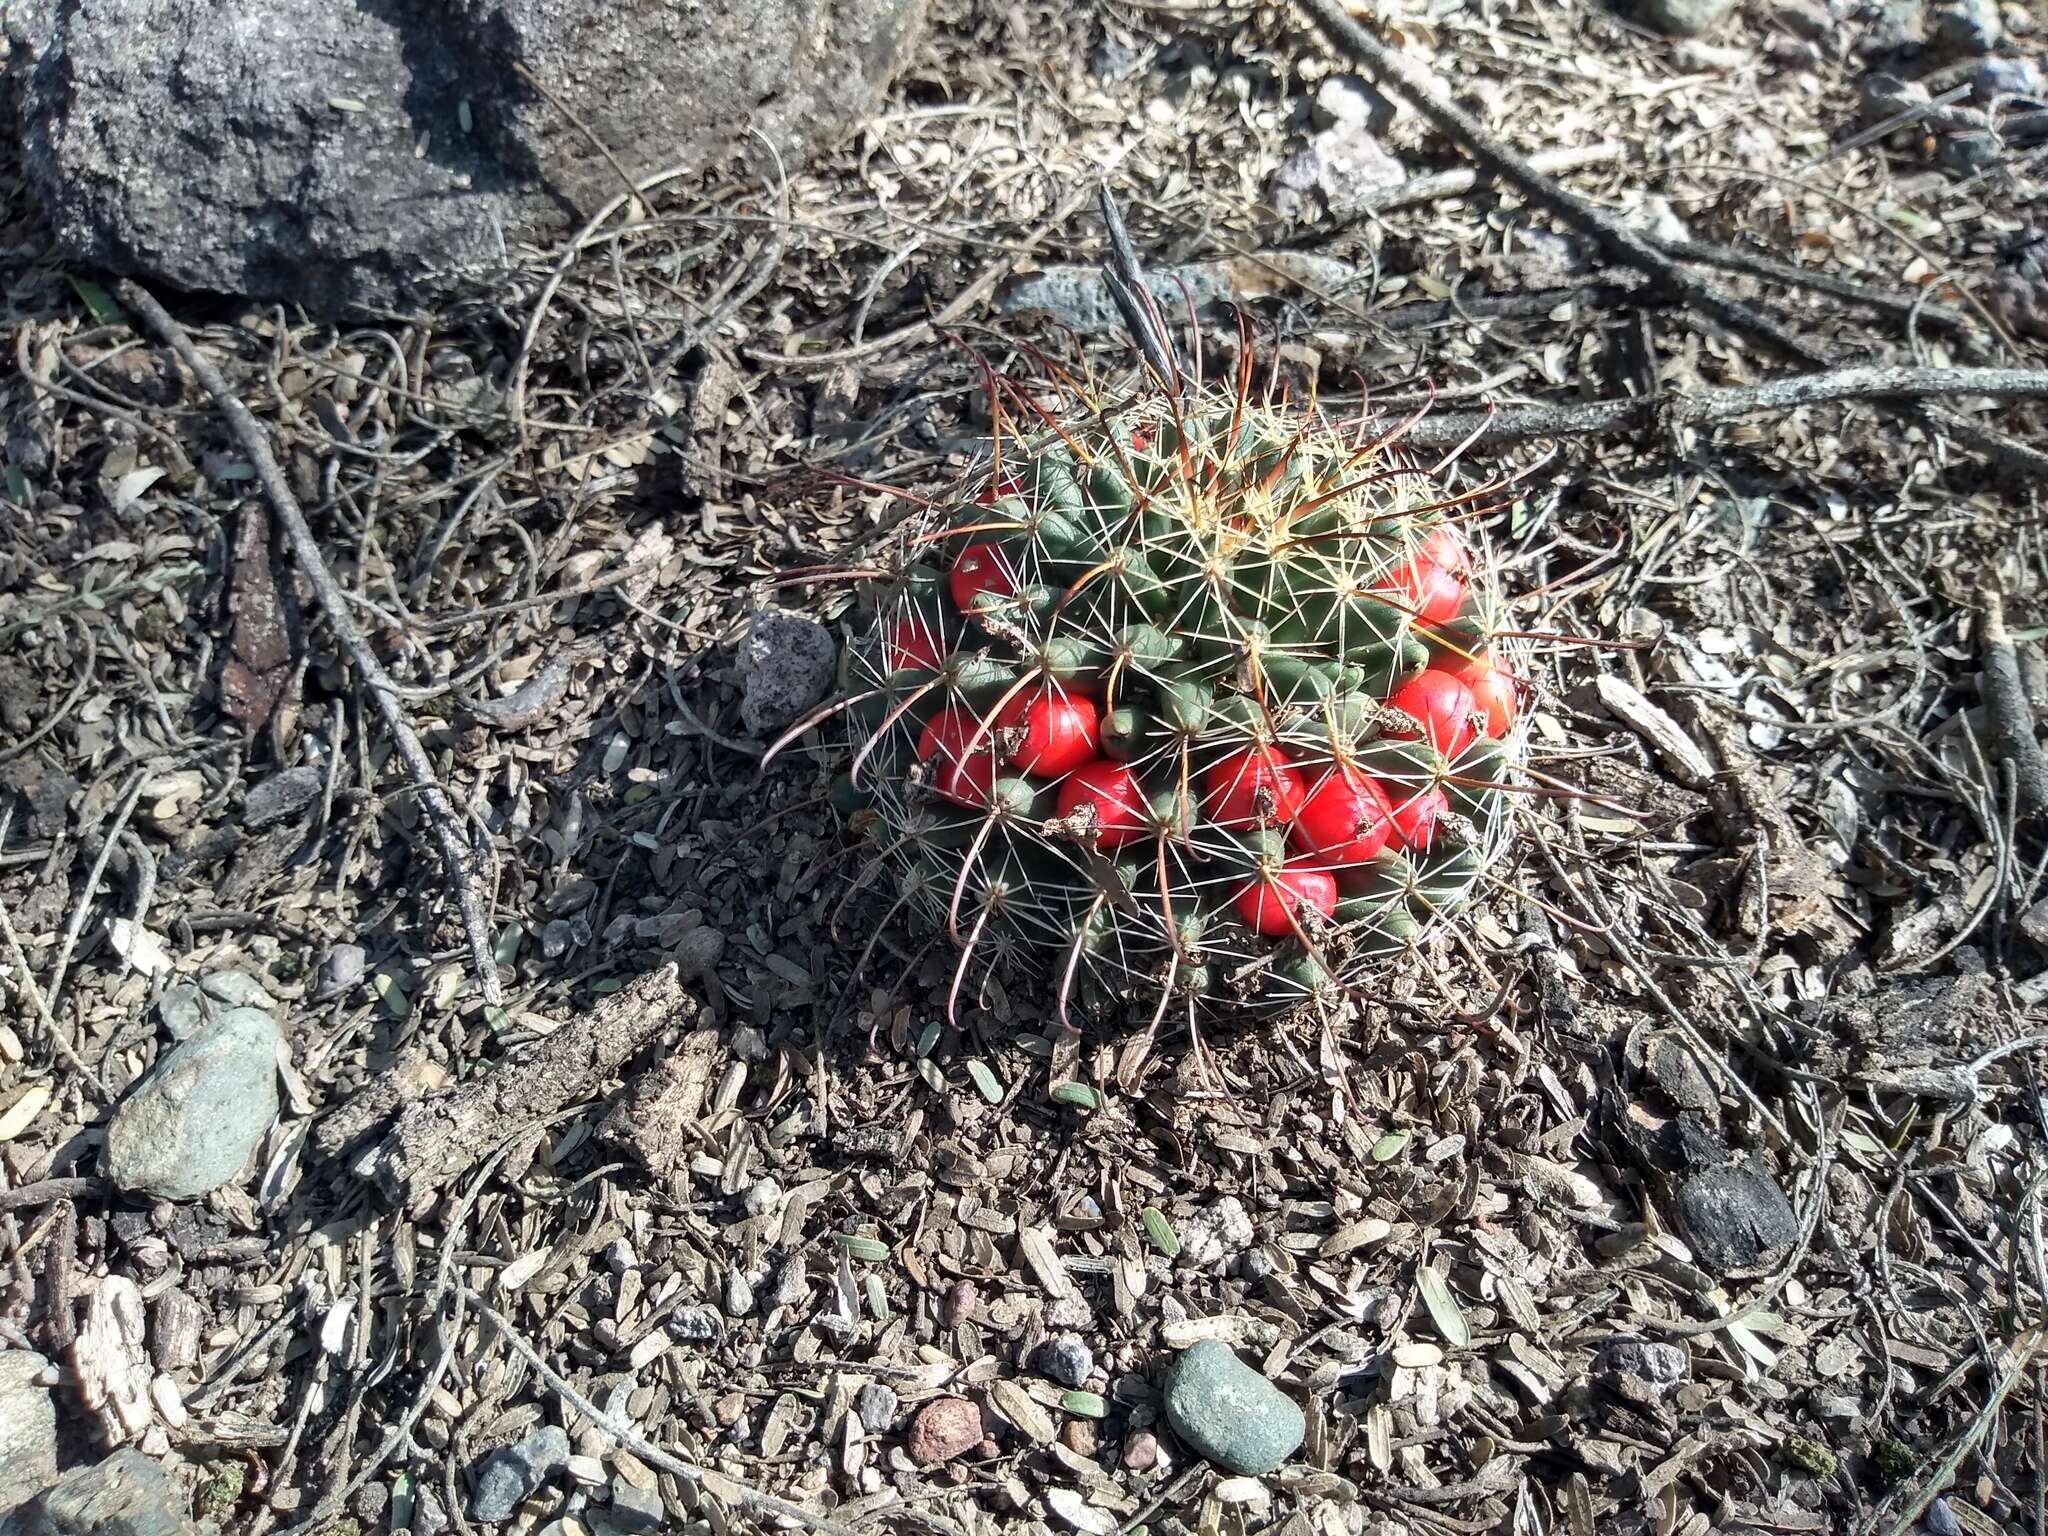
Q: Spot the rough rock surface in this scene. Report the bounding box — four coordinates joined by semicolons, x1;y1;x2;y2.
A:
5;1447;191;1536
1635;0;1740;35
5;0;925;313
470;1423;570;1523
103;1006;281;1199
1162;1340;1304;1476
907;1396;982;1464
737;609;838;738
0;1351;57;1514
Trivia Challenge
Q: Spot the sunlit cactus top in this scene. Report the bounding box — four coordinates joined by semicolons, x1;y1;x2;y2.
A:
800;349;1528;1029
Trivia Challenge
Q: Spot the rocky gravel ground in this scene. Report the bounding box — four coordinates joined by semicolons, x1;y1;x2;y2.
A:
2;0;2048;1533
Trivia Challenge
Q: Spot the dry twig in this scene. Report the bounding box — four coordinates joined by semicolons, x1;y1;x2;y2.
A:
1400;364;2048;448
114;278;505;1009
1978;585;2048;827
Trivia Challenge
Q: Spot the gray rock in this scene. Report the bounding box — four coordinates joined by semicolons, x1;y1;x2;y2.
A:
1179;1196;1256;1267
606;1477;664;1532
103;1007;281;1200
0;1351;57;1514
241;766;323;828
1939;128;2003;173
1933;0;2001;53
1973;57;2043;100
1267;124;1407;223
1162;1340;1304;1476
1635;0;1740;35
154;984;205;1041
1035;1334;1094;1388
413;1483;450;1536
6;0;925;315
856;1382;899;1433
670;1306;723;1343
1596;1336;1689;1387
1311;74;1398;134
5;1447;188;1535
672;925;726;981
736;610;837;738
722;1268;755;1318
1858;0;1928;52
469;1423;570;1524
314;942;367;1001
198;971;273;1010
1674;1161;1801;1274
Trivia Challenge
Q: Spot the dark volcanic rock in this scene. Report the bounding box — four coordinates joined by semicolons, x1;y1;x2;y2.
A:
1675;1160;1802;1274
5;0;924;314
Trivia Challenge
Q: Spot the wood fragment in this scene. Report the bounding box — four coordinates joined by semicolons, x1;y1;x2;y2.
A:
352;965;698;1208
1593;676;1715;788
1978;586;2048;825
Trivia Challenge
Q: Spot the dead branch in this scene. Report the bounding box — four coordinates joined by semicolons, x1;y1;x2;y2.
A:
350;963;698;1208
1399;363;2048;448
115;279;505;1010
1978;586;2048;826
1651;235;1977;340
1344;140;1625;215
1291;0;2048;478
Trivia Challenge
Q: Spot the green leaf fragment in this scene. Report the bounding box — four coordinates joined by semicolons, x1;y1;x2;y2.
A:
1416;1266;1469;1349
834;1234;890;1263
371;973;410;1021
1141;1207;1180;1257
1371;1130;1410;1162
1050;1081;1101;1111
966;1058;1003;1104
68;277;122;325
1062;1390;1108;1419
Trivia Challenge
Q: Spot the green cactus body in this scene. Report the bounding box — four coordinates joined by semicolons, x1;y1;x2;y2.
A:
828;375;1529;1019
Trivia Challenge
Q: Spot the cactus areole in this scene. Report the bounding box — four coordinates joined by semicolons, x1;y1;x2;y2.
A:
814;361;1529;1024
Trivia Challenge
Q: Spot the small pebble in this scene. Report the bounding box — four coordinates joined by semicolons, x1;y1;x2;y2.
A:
943;1279;978;1327
670;1306;722;1343
1973;57;2042;100
722;1269;755;1318
672;925;725;981
608;1476;665;1532
857;1383;898;1434
1162;1341;1304;1476
1035;1334;1094;1388
1062;1419;1098;1457
907;1397;982;1465
1123;1430;1159;1472
156;983;205;1040
742;1177;783;1217
469;1423;570;1523
315;942;367;1001
1178;1196;1255;1267
199;970;273;1009
736;609;837;737
1597;1337;1689;1386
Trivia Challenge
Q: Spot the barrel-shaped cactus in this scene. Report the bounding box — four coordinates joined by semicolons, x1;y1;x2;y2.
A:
808;367;1527;1024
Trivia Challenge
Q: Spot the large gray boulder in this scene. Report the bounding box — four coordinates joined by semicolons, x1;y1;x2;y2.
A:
4;0;924;313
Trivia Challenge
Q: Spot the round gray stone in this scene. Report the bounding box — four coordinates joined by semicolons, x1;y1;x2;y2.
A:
104;1006;281;1200
736;610;838;737
1162;1340;1304;1476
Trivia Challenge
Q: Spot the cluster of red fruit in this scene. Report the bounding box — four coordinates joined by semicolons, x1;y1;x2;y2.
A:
891;522;1522;943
